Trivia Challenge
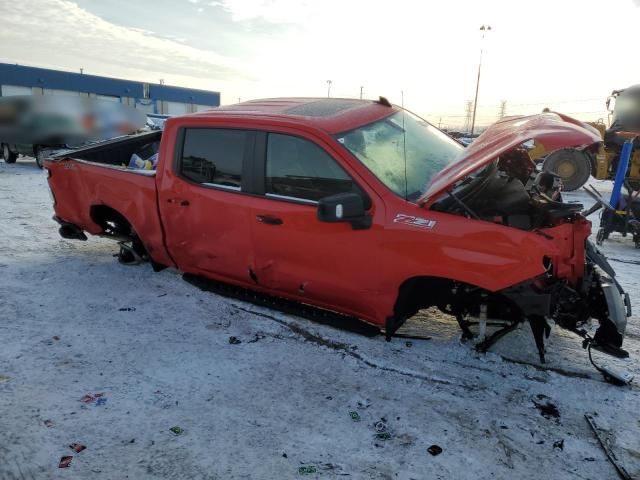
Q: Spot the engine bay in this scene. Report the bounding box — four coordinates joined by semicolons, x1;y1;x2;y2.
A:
431;146;584;230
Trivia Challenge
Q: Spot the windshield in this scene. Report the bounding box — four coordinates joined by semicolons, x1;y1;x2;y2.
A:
335;110;463;201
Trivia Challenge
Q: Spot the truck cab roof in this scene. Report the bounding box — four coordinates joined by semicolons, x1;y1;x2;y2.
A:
184;97;399;134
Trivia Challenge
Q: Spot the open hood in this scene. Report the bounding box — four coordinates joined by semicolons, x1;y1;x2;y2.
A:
418;112;602;206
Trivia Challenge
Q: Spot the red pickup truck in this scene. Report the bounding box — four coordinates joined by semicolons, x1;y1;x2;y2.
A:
45;97;631;363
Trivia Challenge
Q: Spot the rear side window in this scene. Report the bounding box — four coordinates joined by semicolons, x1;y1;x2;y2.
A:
180;128;246;189
265;133;358;202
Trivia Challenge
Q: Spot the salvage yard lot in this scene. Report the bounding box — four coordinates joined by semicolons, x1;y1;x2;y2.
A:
1;158;639;479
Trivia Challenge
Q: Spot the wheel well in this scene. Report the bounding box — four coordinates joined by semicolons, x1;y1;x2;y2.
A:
391;275;524;328
90;205;134;238
393;276;458;320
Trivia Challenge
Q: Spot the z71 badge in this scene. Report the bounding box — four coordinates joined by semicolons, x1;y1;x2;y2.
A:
393;214;437;229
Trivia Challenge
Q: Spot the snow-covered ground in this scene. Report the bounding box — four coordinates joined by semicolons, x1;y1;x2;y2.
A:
1;157;639;479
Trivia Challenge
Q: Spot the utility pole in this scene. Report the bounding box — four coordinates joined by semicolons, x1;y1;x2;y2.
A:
464;100;473;132
80;68;84;74
360;86;364;99
159;79;165;85
438;117;442;129
499;100;507;119
327;80;332;98
471;24;491;136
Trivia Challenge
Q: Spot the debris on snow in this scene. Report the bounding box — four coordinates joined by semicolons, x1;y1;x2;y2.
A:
79;392;104;403
427;445;443;456
69;443;86;453
298;465;317;475
532;394;560;420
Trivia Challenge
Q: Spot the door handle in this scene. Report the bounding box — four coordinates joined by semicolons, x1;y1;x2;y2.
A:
256;215;283;225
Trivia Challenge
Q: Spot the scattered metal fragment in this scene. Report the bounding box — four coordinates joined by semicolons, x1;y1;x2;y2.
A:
349;411;361;422
95;397;107;406
553;439;564;450
169;426;184;435
585;414;632;480
44;419;54;428
228;336;242;345
69;443;86;453
53;336;60;341
58;456;73;468
405;341;413;348
427;445;443;456
118;307;136;312
375;432;392;440
298;465;317;475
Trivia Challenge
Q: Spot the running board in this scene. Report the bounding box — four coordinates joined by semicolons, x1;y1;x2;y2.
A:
183;273;380;338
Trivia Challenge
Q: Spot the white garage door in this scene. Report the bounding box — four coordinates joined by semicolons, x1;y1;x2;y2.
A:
44;89;79;96
1;85;32;96
166;102;188;115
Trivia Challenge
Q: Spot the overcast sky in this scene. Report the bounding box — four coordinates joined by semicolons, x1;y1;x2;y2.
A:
1;0;639;128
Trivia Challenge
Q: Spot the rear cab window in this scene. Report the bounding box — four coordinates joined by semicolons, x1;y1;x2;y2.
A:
179;128;247;190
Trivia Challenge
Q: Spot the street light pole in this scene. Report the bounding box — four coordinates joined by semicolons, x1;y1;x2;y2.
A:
327;80;332;98
360;86;364;99
470;24;491;136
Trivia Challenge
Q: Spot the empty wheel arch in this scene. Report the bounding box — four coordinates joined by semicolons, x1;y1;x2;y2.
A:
388;276;526;337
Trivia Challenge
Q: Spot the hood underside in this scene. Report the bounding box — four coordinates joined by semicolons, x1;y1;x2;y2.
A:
419;112;602;206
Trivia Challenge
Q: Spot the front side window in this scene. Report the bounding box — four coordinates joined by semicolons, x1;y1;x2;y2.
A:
336;111;463;201
180;128;246;188
265;133;359;202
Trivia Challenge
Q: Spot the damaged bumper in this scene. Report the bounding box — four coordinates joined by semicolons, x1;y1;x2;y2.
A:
586;240;631;352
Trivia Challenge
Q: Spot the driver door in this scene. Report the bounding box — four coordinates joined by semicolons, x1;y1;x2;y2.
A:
249;131;385;321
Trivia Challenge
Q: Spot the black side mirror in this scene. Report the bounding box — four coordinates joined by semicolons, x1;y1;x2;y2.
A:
317;192;371;230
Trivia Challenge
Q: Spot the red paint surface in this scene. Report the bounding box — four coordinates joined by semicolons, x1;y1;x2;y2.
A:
46;101;596;328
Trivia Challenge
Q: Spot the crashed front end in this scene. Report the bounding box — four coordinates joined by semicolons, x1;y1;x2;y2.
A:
533;218;630;358
420;112;631;363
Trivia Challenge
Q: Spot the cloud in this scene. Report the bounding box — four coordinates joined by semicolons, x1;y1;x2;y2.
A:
0;0;249;86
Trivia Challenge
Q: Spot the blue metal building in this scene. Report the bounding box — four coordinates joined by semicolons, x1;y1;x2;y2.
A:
0;63;220;115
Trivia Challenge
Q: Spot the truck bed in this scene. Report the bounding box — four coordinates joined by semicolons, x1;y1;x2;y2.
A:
46;129;174;267
52;130;162;169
